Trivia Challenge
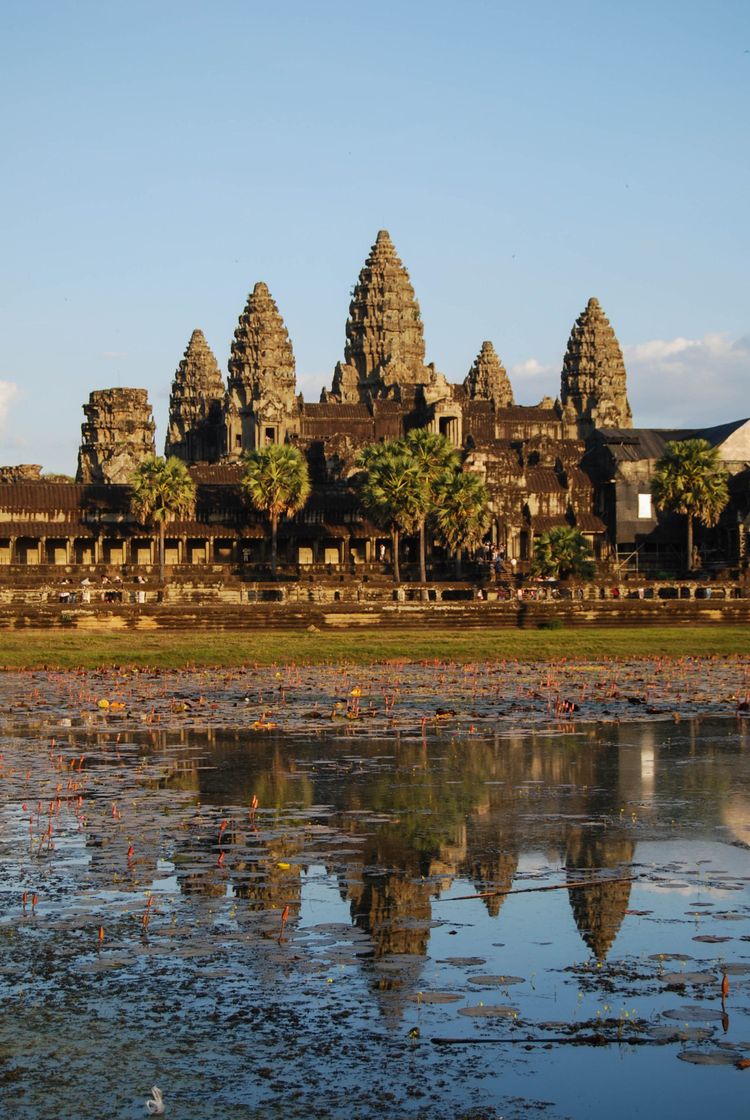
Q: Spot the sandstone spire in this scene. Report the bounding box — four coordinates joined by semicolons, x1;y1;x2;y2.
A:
328;230;429;402
228;282;296;398
566;830;634;961
560;298;632;430
226;282;298;454
165;329;225;463
76;388;156;484
464;341;514;407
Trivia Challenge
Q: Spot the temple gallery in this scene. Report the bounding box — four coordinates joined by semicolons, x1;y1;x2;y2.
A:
2;231;748;581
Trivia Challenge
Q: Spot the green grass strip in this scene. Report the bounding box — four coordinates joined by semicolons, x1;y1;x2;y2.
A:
0;626;748;669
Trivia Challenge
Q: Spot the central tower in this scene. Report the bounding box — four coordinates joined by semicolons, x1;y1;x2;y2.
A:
326;230;432;403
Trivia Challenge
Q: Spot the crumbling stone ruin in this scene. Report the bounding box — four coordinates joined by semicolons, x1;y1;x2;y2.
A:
0;464;44;483
76;388;156;484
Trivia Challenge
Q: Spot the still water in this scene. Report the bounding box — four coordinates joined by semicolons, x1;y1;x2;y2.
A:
1;714;749;1118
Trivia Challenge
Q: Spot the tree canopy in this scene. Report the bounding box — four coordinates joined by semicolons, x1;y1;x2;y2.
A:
130;456;196;582
402;429;461;582
356;442;425;583
651;439;729;568
532;525;596;581
432;469;491;575
241;443;311;573
356;433;490;583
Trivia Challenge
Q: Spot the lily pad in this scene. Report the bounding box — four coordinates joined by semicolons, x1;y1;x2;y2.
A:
468;974;525;986
662;1006;725;1023
650;1025;714;1042
458;1004;520;1018
438;957;487;967
407;991;462;1004
661;971;717;986
677;1049;741;1066
649;952;693;961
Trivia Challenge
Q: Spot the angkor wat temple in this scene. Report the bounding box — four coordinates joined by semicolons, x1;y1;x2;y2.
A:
1;230;748;577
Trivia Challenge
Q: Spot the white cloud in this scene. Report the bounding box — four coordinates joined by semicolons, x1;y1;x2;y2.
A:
511;357;553;378
509;357;557;405
0;381;19;430
625;333;750;429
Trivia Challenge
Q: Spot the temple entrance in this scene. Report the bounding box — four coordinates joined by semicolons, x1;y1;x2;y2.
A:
438;415;460;446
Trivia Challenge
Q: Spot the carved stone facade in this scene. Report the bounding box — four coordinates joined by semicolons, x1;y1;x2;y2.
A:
76;389;155;484
561;297;632;432
62;232;654;563
225;281;298;457
165;330;225;463
464;341;514;407
326;229;435;404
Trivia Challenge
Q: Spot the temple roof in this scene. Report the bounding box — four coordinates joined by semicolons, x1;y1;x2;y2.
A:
464;341;514;407
593;418;750;463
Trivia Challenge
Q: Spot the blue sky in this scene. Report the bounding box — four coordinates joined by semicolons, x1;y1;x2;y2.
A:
1;0;748;473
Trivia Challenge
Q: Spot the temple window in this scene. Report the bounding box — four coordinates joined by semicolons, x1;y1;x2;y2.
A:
638;493;652;519
235;434;242;448
265;427;276;444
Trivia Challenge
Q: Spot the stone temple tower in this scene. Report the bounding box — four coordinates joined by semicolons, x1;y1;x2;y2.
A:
225;282;298;457
560;298;632;432
326;230;432;404
165;329;225;463
463;341;514;407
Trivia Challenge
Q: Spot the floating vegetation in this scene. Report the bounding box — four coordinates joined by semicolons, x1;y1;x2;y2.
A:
0;669;749;1119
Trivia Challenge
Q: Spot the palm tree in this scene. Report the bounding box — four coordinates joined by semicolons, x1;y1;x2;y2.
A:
402;429;460;582
241;443;311;574
356;442;425;584
651;439;729;570
532;526;596;581
130;456;197;584
432;469;490;576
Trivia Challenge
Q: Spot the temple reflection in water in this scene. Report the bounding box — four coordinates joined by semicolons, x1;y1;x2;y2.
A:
49;718;749;970
42;716;747;972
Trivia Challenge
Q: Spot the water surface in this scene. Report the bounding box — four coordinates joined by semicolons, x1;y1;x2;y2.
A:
1;701;749;1118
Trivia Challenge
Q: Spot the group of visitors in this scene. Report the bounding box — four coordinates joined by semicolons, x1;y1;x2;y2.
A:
477;543;518;581
57;574;148;605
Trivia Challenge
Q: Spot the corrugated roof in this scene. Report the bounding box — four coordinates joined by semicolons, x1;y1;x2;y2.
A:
566;467;593;489
525;467;565;493
529;514;570;531
499;406;558;421
599;419;750;463
372;400;403;414
189;464;244;484
0;483;131;512
303;403;372;419
574;512;607;533
0;520;96;538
